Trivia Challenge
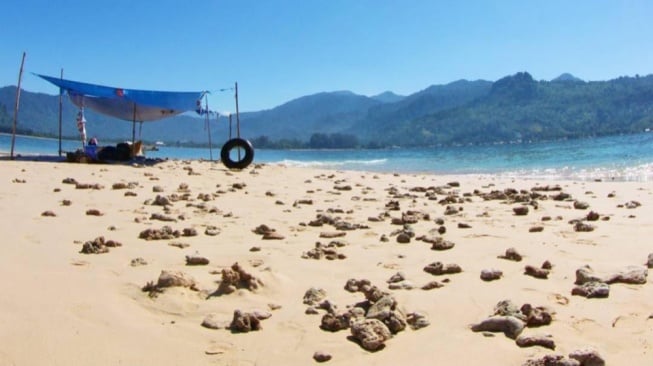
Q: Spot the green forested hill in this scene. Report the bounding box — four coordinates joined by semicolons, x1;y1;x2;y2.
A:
2;72;652;148
354;72;653;146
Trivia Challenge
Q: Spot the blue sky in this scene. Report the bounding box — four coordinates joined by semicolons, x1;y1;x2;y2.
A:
1;0;652;112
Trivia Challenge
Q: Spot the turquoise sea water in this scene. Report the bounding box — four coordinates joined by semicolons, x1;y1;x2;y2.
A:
2;132;653;181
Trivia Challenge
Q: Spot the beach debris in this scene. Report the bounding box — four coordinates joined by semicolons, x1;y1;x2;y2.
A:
515;333;556;350
313;351;332;363
481;269;503;281
522;354;580;366
186;254;210;265
139;225;181;240
41;210;56;217
152;185;164;192
80;236;121;254
647;253;653;269
124;191;137;197
444;206;460;215
142;270;198;297
130;257;148;266
350;319;392;351
216;262;263;294
524;264;550;279
499;247;523;262
62;177;78;185
61;199;72;206
424;262;462;276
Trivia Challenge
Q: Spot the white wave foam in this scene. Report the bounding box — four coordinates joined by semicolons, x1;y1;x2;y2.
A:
275;159;388;168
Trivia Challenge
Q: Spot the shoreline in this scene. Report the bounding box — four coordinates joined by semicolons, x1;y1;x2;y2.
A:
0;159;650;365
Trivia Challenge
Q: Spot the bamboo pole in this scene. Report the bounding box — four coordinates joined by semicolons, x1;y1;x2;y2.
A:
10;52;26;160
235;82;241;138
205;94;213;161
58;68;63;156
234;82;241;160
131;103;136;146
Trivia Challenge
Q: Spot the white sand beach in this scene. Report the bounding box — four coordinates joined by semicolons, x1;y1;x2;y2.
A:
0;159;650;365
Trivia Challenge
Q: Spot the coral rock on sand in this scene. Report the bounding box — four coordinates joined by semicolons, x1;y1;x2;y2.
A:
229;310;262;333
572;281;610;298
142;270;199;297
313;351;332;363
217;262;263;294
418;236;455;251
201;313;227;330
185;254;210;265
604;266;648;285
303;287;328;305
568;348;606;366
499;247;523;262
406;311;430;330
575;265;603;284
513;206;529;216
321;312;352;332
524;265;550;279
481;269;503;281
647;253;653;269
350;319;392;351
522;354;580;366
80;236;121;254
41;210;56;217
515;333;556;350
424;262;462;276
471;315;525;339
139;226;181;240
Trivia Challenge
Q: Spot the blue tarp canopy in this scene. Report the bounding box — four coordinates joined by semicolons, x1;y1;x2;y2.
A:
37;74;206;122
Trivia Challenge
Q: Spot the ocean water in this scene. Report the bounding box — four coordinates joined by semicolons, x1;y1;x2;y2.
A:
2;132;653;181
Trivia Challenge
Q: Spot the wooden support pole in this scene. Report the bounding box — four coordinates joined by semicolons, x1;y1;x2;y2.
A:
234;82;241;138
58;68;63;156
10;52;26;160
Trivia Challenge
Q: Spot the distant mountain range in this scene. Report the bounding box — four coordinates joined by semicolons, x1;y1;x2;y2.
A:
1;72;652;148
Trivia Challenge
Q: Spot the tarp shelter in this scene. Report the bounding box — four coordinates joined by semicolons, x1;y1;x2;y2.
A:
37;74;207;144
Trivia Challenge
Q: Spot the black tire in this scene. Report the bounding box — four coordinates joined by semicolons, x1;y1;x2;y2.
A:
220;138;254;169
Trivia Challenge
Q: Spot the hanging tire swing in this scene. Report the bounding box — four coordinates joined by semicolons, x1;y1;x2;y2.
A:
220;138;255;169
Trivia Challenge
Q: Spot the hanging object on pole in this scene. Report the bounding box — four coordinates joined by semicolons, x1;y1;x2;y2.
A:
76;107;87;147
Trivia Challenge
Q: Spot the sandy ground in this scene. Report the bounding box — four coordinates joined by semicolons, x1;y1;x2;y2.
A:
0;159;651;365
